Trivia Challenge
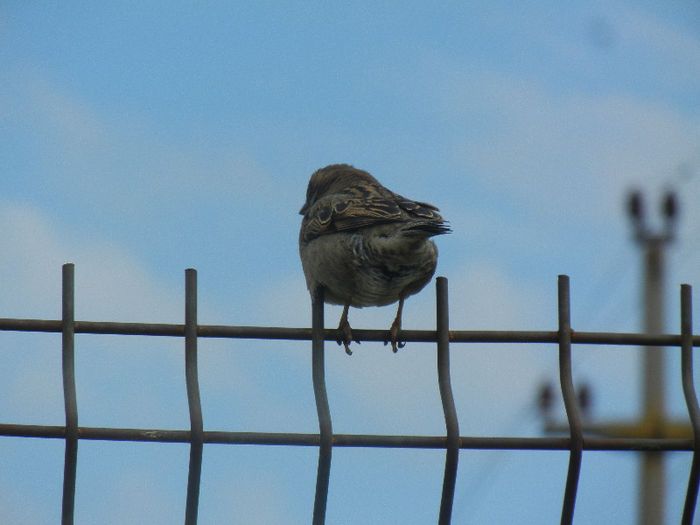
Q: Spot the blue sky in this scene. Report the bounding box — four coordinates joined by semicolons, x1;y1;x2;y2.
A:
1;1;700;523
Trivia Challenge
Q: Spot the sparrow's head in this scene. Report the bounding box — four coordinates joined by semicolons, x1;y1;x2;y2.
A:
299;164;379;215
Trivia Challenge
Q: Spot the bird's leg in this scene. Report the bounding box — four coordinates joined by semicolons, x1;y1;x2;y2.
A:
336;304;355;355
385;297;406;352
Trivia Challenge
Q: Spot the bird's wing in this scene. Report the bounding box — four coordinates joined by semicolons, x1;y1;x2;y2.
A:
301;195;402;241
394;195;442;219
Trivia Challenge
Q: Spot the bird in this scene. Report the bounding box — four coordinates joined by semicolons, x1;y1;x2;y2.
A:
299;164;450;354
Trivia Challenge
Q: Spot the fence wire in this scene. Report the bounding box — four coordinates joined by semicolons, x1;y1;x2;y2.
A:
0;263;699;525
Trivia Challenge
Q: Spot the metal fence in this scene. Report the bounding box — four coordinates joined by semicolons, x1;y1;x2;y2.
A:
0;263;699;525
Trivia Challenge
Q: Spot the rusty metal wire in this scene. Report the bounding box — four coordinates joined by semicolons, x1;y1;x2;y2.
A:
681;284;700;525
184;269;204;525
557;275;583;525
0;263;698;524
311;285;332;525
61;264;78;525
436;277;459;525
1;318;697;347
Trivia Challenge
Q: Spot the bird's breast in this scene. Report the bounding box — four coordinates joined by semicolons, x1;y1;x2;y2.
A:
300;230;438;308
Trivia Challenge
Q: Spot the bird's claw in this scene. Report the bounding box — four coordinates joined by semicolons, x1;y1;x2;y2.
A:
384;318;405;353
336;337;358;355
383;337;406;353
337;314;356;355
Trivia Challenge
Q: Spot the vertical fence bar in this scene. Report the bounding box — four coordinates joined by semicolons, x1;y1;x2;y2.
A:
680;284;700;525
61;263;78;525
436;277;459;525
557;275;582;525
184;269;203;525
312;286;332;525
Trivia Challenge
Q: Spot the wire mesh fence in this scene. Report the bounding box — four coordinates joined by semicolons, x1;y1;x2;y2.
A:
0;263;698;524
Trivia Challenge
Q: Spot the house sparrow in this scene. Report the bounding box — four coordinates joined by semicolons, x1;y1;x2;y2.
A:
299;164;450;354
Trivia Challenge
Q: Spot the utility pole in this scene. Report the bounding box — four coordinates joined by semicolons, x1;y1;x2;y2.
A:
539;189;690;525
628;190;677;525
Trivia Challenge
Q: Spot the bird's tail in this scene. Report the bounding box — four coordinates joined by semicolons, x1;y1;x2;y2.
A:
403;220;451;237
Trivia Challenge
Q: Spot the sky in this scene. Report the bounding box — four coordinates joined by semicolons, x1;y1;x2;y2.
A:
1;1;700;523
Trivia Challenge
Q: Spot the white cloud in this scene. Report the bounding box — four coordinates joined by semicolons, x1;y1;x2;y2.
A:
617;4;700;91
0;202;67;317
5;71;285;224
412;11;700;234
0;201;189;428
447;72;700;222
0;199;181;322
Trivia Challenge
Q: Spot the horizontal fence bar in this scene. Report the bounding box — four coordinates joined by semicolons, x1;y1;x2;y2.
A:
0;318;697;347
0;424;692;451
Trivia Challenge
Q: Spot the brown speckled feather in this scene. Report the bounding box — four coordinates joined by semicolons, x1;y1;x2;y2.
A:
298;163;450;354
300;164;448;242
